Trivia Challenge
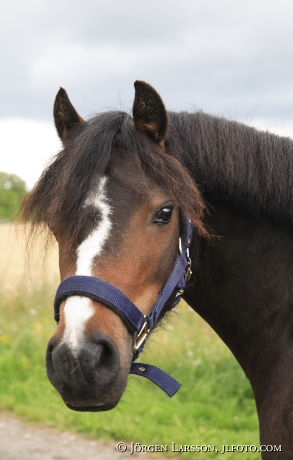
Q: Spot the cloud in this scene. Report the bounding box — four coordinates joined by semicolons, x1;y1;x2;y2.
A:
1;0;293;120
1;0;293;186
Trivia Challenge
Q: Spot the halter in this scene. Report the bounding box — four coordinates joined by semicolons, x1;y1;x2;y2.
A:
54;216;194;397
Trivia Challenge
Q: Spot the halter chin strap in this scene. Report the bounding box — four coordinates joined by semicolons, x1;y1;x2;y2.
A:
54;217;194;397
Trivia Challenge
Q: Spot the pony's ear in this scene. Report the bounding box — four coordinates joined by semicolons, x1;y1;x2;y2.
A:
133;81;167;145
53;88;86;142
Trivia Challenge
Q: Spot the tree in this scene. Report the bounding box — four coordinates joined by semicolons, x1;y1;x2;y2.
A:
0;172;27;220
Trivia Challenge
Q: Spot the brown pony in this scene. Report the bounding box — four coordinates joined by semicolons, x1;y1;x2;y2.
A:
22;81;293;459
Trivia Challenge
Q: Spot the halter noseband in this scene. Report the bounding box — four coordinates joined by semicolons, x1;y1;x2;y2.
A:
54;216;194;397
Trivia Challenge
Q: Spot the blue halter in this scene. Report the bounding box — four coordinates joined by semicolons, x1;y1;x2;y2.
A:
54;216;194;397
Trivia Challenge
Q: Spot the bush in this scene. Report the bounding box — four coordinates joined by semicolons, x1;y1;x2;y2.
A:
0;172;27;220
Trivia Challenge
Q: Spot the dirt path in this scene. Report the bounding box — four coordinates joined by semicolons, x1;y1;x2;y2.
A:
0;413;158;460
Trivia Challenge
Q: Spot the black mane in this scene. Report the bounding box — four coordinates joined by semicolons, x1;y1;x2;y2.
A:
168;111;293;226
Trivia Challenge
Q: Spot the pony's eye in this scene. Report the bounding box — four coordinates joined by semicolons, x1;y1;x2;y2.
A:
153;205;174;225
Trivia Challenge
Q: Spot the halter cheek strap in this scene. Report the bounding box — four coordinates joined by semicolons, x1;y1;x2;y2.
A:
54;217;194;397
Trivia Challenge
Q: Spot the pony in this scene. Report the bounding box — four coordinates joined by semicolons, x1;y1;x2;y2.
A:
21;81;293;458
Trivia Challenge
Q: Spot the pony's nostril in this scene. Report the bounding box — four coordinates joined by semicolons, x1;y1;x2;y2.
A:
46;336;59;374
78;333;120;385
93;334;119;368
47;335;58;354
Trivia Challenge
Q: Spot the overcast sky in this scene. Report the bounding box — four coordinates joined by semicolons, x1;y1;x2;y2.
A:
1;0;293;188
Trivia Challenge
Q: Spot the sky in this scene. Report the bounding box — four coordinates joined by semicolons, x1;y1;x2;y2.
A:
1;0;293;189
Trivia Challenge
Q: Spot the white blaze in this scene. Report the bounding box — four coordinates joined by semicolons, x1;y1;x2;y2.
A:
76;177;112;275
63;296;94;348
62;176;112;350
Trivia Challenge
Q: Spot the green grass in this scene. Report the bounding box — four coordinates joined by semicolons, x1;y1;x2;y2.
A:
0;224;259;459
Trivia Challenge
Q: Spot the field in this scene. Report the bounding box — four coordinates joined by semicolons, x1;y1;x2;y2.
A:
0;223;259;459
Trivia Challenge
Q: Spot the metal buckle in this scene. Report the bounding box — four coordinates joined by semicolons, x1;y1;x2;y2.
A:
175;288;185;298
133;319;150;353
184;248;192;282
178;237;183;255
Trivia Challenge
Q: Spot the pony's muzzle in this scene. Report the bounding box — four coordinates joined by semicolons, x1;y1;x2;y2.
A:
46;332;124;411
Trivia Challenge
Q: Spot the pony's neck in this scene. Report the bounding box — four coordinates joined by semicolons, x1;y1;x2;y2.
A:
185;203;293;452
172;110;293;451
